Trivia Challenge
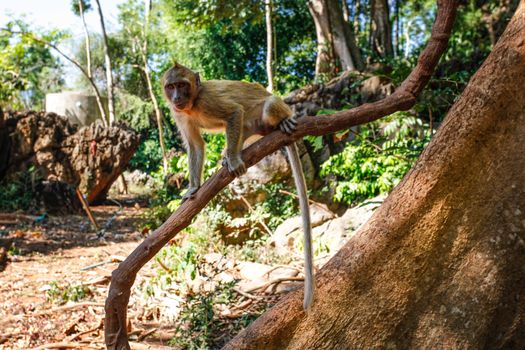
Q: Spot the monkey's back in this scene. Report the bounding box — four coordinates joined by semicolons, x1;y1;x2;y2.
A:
199;80;271;111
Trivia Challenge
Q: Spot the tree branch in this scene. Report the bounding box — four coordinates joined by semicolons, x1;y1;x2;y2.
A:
1;28;109;126
104;1;458;349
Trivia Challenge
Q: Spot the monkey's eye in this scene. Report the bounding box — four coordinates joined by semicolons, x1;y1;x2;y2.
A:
176;82;187;89
166;83;175;90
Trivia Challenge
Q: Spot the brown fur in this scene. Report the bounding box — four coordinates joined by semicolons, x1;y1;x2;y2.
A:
162;63;294;181
162;63;315;310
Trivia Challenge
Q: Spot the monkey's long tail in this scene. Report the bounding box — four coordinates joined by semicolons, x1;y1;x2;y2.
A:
285;143;314;310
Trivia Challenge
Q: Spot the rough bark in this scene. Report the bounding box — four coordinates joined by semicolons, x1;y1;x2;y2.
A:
104;1;457;348
308;0;364;76
223;2;525;349
370;0;393;57
0;110;139;205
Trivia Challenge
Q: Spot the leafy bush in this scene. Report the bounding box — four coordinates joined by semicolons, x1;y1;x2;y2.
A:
170;281;260;350
321;112;431;205
0;167;39;212
45;282;93;305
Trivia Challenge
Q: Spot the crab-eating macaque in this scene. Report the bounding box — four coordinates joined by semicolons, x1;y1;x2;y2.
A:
162;62;314;310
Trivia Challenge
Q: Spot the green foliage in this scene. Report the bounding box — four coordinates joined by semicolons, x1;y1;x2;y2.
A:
160;0;315;93
118;93;154;131
0;167;39;212
145;227;263;349
0;20;64;109
170;281;260;350
46;281;93;305
129;132;164;173
149;239;202;293
321;113;431;205
7;244;20;256
70;0;93;16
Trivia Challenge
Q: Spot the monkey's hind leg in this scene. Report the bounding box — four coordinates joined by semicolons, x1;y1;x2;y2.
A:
263;96;295;131
279;116;298;134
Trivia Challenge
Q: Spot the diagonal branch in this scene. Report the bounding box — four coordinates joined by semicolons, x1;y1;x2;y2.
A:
104;1;458;349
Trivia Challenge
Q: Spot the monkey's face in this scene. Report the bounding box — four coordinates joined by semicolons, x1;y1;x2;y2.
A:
163;64;200;112
165;79;193;111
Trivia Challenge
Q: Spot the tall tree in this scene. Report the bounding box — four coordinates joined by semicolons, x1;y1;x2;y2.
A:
265;0;275;92
71;0;108;125
370;0;393;57
94;0;116;124
308;0;364;77
141;0;168;172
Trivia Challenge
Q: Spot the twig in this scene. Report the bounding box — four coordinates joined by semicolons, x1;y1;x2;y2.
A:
137;328;157;341
233;287;263;300
76;189;100;231
239;195;273;235
83;275;111;286
347;128;411;162
31;342;100;349
155;258;172;273
263;264;301;277
31;302;105;317
231;299;253;310
277;189;335;215
68;319;103;341
244;276;305;293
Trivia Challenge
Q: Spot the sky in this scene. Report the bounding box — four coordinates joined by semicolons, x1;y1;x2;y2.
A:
0;0;125;35
0;0;127;87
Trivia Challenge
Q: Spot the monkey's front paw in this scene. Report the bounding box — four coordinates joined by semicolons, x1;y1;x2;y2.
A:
225;157;247;177
182;186;199;202
279;116;298;134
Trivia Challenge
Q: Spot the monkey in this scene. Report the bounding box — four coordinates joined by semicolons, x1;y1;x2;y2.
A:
162;62;314;310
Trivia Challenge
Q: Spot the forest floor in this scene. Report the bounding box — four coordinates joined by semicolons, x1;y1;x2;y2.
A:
0;198;179;350
0;195;293;350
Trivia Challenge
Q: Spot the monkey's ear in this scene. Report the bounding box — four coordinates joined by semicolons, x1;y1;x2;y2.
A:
195;72;201;87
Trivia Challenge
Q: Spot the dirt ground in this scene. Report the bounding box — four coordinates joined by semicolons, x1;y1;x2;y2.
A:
0;199;176;350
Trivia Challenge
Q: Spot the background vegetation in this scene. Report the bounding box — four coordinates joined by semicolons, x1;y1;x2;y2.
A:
0;0;517;348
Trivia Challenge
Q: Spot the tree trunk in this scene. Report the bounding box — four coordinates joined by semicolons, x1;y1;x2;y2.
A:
308;0;336;76
370;0;393;58
78;0;92;79
341;0;350;22
394;0;400;56
353;0;360;35
223;2;525;349
94;0;116;124
77;0;108;126
142;0;169;173
308;0;364;77
265;0;275;92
